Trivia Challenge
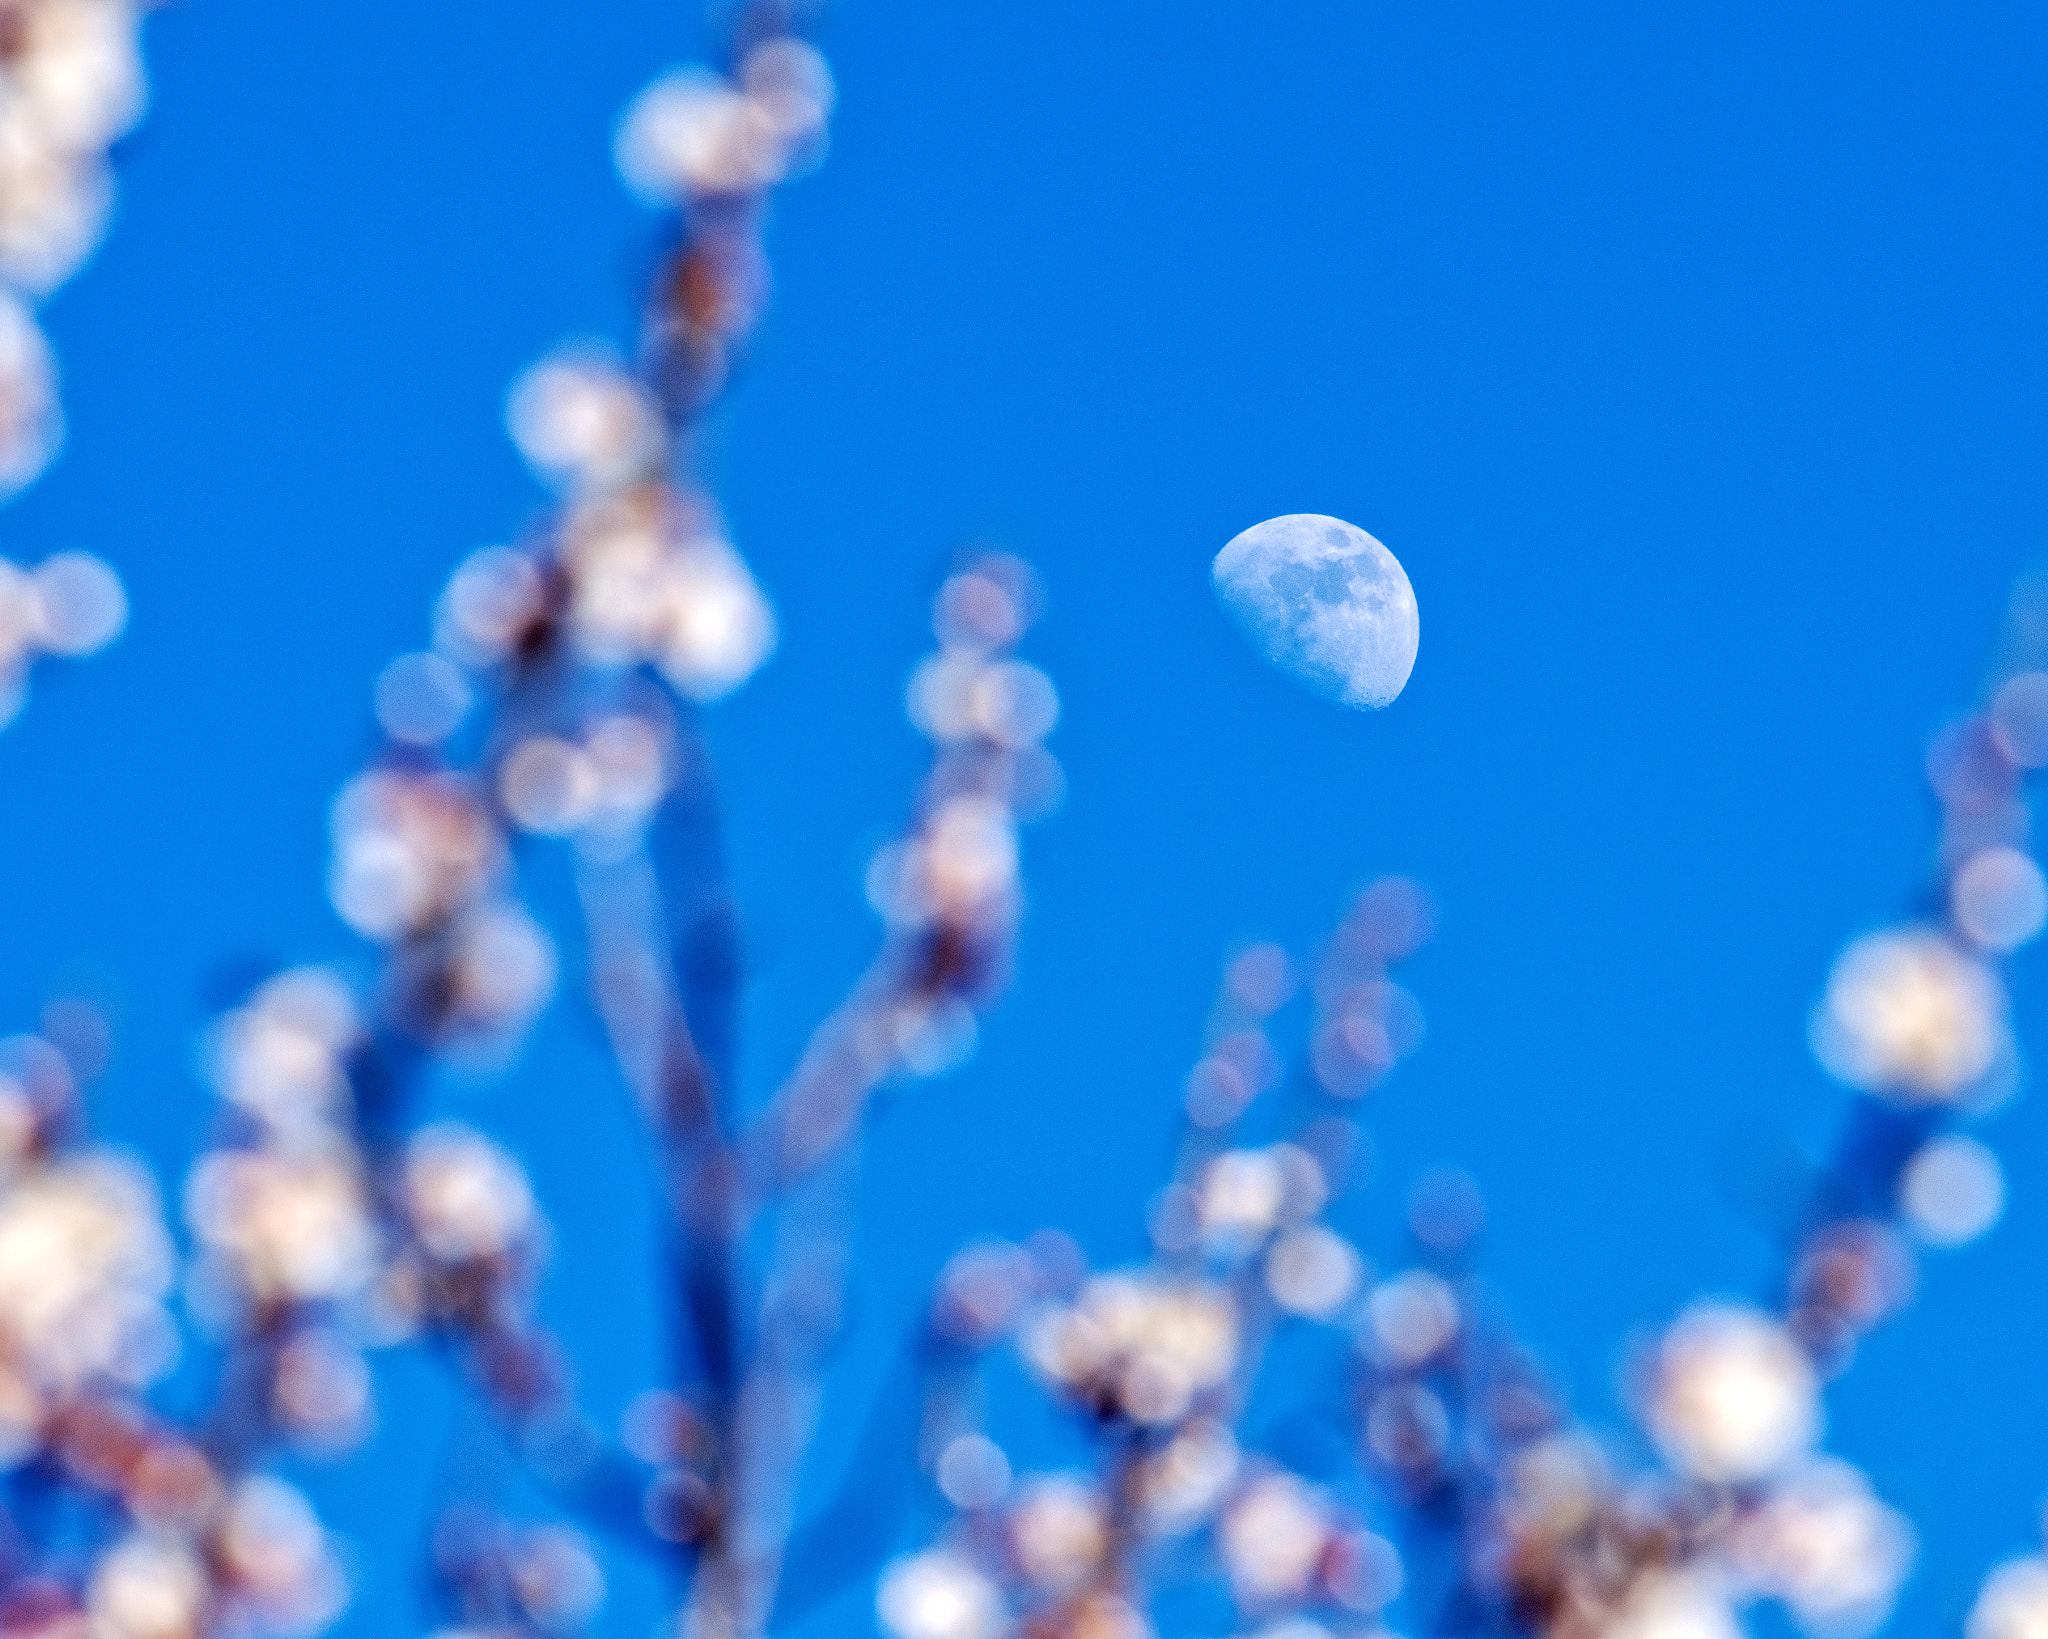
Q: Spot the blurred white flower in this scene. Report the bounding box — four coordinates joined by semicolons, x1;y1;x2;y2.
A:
403;1124;535;1265
270;1329;371;1453
558;503;775;702
907;654;1059;748
1366;1382;1449;1472
1364;1270;1459;1368
0;1154;173;1390
208;969;359;1135
655;536;775;701
1648;1304;1817;1485
374;651;470;746
1265;1226;1362;1320
1501;1433;1607;1543
328;771;500;940
434;546;544;667
1008;1477;1105;1590
1733;1460;1912;1633
1813;929;2005;1102
876;1551;1005;1639
1900;1134;2005;1247
500;715;670;842
1026;1273;1237;1425
216;1477;346;1633
1198;1149;1286;1247
0;126;107;293
185;1148;375;1305
935;1434;1010;1511
918;798;1018;921
509;1527;605;1628
1990;673;2048;769
500;735;593;836
1952;847;2048;953
1971;1556;2048;1639
88;1532;209;1639
30;549;123;653
932;1241;1032;1345
443;903;556;1036
7;0;146;154
615;51;830;203
1221;1474;1328;1604
1603;1572;1742;1639
507;352;662;493
1136;1417;1238;1534
737;37;834;158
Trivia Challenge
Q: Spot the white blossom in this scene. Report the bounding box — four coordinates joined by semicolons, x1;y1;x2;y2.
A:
1971;1556;2048;1639
1008;1477;1106;1590
1221;1474;1328;1604
185;1148;375;1305
876;1552;1005;1639
0;1154;173;1390
1026;1273;1237;1425
1733;1460;1912;1632
403;1124;535;1265
88;1533;208;1639
1649;1304;1818;1485
1813;929;2006;1101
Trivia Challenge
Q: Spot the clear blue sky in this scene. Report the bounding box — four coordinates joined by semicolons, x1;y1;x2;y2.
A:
2;0;2045;1632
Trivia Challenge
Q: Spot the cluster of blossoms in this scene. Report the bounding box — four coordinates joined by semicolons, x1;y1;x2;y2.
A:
746;553;1061;1202
173;952;586;1635
0;1016;349;1638
0;2;144;722
375;1114;554;1439
1339;643;2048;1637
900;1024;1883;1639
0;0;150;492
175;959;563;1635
326;763;556;1046
0;0;145;298
395;22;838;776
1405;1297;1915;1639
151;16;1060;1635
0;1030;172;1453
300;23;837;1109
187;971;376;1334
445;448;774;709
613;31;833;410
85;1474;347;1639
165;726;570;1624
183;966;547;1461
874;903;1420;1639
0;3;1052;1633
1317;686;2048;1638
886;557;1062;966
871;558;1061;1024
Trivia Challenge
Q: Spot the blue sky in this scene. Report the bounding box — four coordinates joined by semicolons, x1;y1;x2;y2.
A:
2;0;2045;1632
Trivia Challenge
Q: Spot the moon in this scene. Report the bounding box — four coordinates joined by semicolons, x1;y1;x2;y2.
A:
1212;515;1419;709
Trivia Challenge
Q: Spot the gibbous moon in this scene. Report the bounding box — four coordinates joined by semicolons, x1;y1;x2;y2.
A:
1212;515;1419;709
